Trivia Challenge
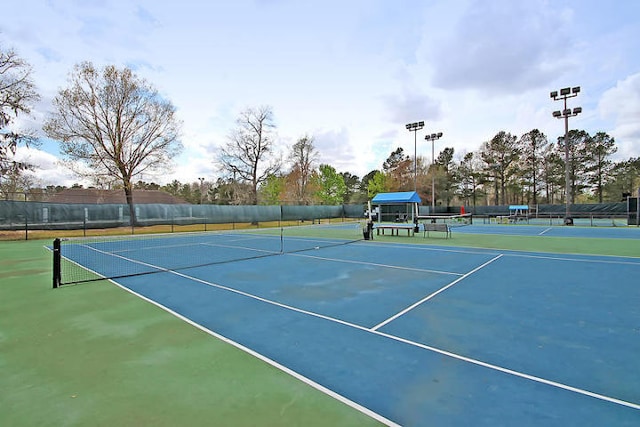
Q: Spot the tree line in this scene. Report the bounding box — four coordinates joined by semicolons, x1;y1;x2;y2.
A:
2;42;639;211
131;125;640;208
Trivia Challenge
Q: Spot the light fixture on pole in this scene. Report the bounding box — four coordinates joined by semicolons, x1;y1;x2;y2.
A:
550;86;581;225
405;121;425;191
424;132;443;212
198;177;205;204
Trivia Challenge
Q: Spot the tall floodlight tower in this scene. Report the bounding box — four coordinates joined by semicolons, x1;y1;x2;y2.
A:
405;121;425;191
425;132;443;211
551;86;581;225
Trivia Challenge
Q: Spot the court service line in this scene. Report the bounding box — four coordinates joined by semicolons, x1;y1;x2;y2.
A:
103;233;280;255
201;241;280;254
290;252;463;276
370;254;504;331
362;241;501;257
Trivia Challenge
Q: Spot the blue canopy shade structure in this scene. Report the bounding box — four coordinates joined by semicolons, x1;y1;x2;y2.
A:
369;191;421;224
371;191;421;204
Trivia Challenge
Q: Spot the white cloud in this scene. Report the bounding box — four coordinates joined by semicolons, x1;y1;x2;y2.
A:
314;128;357;174
160;149;217;186
427;0;575;93
599;72;640;159
13;146;82;187
381;90;443;124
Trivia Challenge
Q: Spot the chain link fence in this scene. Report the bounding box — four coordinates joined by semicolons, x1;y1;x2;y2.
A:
0;197;366;240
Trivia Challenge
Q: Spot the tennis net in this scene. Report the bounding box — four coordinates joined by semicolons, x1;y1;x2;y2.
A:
52;222;365;287
417;213;473;228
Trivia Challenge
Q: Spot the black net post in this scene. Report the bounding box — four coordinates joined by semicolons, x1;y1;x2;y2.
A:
52;238;61;289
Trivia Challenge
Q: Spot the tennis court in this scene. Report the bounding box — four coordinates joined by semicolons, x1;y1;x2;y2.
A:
53;223;640;426
456;223;640;239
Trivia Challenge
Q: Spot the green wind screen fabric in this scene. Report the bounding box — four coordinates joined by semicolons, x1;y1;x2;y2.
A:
0;201;365;231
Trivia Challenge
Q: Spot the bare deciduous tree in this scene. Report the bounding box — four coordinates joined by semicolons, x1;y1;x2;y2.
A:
0;45;40;186
44;62;182;223
218;105;280;205
287;135;317;203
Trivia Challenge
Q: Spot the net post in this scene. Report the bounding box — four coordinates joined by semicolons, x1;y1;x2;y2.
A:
52;238;61;289
280;205;284;253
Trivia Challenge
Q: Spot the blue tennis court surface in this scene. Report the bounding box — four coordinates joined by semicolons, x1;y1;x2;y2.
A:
62;231;640;426
456;223;640;239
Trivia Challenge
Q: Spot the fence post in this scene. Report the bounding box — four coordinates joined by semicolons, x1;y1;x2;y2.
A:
637;188;640;226
23;192;29;240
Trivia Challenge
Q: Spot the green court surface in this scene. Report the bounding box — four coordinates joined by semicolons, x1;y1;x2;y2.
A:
0;239;382;427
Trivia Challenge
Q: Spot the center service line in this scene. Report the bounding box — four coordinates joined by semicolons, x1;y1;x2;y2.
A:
370;254;504;331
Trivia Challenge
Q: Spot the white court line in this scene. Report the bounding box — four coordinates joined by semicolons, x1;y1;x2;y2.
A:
200;241;280;255
363;241;500;257
86;235;281;258
101;277;400;427
77;245;640;413
379;239;640;263
370;254;503;331
373;329;640;411
167;265;640;412
154;264;640;412
77;245;398;425
291;252;463;276
103;237;273;254
538;227;553;236
503;251;640;266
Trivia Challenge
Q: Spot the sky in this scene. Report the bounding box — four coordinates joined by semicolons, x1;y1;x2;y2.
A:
3;0;640;187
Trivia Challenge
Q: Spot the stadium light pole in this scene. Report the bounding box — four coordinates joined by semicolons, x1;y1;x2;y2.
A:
198;177;205;204
405;121;425;191
550;86;581;224
424;132;443;212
